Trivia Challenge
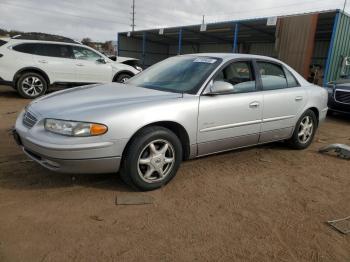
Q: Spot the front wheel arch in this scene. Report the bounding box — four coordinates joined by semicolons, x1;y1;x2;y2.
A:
112;71;134;82
122;121;191;163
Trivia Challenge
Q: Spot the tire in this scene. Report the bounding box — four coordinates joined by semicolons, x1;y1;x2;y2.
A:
114;73;132;83
288;109;317;149
120;126;183;191
16;72;48;99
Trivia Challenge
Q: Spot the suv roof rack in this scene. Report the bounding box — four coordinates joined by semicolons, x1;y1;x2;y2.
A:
11;33;81;44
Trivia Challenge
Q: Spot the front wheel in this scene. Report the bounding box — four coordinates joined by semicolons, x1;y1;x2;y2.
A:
114;73;132;83
120;126;183;191
288;110;317;149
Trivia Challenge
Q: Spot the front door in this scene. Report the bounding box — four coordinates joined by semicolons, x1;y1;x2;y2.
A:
197;60;263;156
72;46;112;83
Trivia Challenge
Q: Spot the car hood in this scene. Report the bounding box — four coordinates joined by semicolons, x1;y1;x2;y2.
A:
329;79;350;90
116;56;138;63
28;83;182;118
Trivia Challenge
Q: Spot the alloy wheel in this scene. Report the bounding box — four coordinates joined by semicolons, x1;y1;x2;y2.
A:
137;139;176;183
21;76;44;97
298;116;314;144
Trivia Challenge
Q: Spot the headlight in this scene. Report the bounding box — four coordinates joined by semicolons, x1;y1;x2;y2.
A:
135;65;143;71
44;119;108;137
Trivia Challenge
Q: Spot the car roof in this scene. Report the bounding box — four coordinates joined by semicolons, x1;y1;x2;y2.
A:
188;53;281;63
182;53;310;86
6;38;82;46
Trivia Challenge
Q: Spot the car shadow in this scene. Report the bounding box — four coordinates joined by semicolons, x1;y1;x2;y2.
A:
327;112;350;123
0;161;134;192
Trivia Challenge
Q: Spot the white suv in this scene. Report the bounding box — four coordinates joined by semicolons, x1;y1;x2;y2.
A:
0;37;141;98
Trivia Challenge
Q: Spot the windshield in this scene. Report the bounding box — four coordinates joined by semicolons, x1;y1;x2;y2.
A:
128;56;222;94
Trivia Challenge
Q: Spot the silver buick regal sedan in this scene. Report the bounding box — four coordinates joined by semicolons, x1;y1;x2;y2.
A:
13;54;328;191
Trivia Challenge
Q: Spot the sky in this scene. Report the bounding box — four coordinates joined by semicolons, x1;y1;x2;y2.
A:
0;0;348;42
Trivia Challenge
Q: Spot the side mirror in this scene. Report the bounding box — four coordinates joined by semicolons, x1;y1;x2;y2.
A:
205;80;234;95
96;58;106;64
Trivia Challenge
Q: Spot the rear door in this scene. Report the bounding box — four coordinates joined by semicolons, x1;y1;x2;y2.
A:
256;60;307;143
31;43;77;83
197;60;263;156
72;46;112;83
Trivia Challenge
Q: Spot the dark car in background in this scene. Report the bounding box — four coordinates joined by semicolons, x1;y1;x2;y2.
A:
326;56;350;115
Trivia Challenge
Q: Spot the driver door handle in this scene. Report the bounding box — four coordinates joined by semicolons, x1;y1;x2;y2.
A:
76;63;84;66
295;96;303;101
38;60;47;64
249;101;260;108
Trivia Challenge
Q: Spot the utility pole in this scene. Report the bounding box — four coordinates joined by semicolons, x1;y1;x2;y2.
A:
131;0;136;32
343;0;348;12
202;15;205;25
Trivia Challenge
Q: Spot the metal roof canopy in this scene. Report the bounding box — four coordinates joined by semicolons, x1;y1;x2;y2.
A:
119;10;337;47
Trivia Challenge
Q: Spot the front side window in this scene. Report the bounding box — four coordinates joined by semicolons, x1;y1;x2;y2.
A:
257;61;288;90
214;61;256;93
73;46;102;61
127;56;222;94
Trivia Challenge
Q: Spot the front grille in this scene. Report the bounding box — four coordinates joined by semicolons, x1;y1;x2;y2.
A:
335;89;350;105
22;110;38;128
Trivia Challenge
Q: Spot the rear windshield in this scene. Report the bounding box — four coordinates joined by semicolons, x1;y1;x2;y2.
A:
0;40;7;47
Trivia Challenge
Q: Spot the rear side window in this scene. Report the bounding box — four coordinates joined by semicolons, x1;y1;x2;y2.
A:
13;43;74;58
0;40;7;47
257;61;288;90
284;68;299;88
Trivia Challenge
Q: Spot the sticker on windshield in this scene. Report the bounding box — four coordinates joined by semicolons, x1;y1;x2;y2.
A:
193;58;217;64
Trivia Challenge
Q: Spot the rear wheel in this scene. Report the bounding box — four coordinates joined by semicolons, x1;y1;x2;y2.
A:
120;126;183;191
288;110;317;149
16;72;47;99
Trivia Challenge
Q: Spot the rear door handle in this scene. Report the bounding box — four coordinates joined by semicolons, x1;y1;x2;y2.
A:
76;63;84;67
295;96;303;101
249;101;260;108
38;60;47;64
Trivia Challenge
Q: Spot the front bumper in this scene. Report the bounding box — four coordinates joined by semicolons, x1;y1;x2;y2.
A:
14;110;126;174
23;146;121;174
13;130;121;174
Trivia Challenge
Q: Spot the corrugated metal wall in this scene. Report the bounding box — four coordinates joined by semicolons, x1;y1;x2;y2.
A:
118;34;169;67
276;14;319;78
324;12;350;83
249;43;277;57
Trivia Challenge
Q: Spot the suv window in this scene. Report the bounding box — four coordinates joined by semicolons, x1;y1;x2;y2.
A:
214;61;256;93
13;43;74;58
73;46;102;61
257;61;288;90
0;40;7;47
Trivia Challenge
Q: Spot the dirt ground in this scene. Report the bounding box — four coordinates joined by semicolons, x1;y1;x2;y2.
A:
0;85;349;262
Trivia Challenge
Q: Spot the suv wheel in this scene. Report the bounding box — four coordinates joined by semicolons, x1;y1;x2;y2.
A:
288;109;317;149
114;73;132;83
120;126;183;191
17;72;47;99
